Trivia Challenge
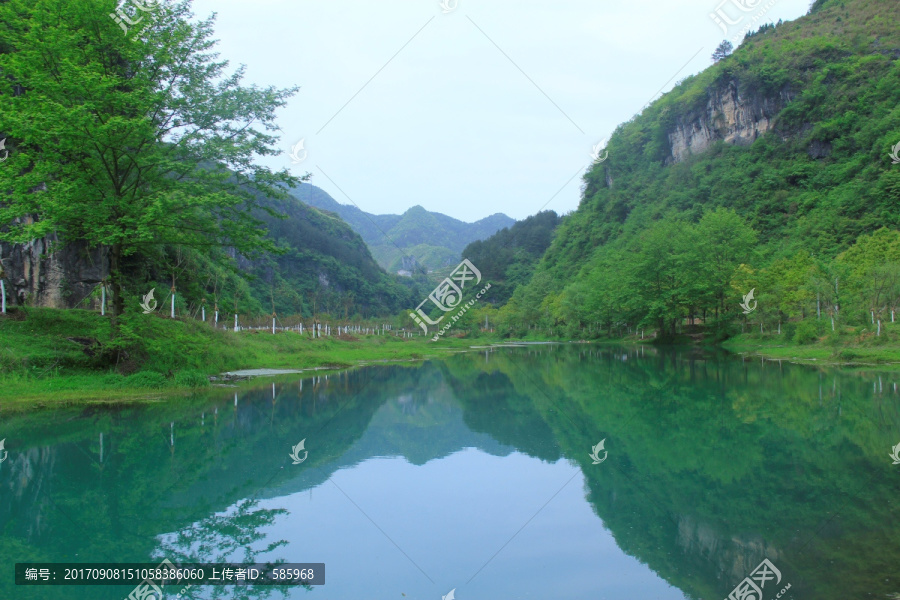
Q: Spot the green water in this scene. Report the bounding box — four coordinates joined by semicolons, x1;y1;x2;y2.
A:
2;344;899;599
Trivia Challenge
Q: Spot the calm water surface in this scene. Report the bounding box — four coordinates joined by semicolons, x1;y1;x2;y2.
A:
2;345;899;599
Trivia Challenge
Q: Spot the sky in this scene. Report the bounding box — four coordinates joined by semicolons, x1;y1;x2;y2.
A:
189;0;812;222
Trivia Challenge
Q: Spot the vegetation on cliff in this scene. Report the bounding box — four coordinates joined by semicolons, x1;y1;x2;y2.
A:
489;0;900;343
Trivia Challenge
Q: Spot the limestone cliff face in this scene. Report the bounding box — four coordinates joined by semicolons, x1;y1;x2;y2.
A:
0;230;107;309
667;79;795;164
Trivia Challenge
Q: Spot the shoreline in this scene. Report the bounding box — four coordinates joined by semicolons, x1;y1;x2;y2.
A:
7;306;900;410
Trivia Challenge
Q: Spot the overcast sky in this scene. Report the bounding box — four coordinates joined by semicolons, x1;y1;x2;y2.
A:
189;0;812;222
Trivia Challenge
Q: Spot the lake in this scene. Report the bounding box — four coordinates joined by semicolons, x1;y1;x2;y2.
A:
2;344;899;599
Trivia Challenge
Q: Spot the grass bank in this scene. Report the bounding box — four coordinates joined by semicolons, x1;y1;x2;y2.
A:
722;322;900;369
0;307;495;409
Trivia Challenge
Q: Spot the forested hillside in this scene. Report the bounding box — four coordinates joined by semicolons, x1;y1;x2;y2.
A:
499;0;900;340
461;211;561;304
292;183;514;274
237;193;417;317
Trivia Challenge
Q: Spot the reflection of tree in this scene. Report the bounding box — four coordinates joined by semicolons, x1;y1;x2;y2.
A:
156;499;303;599
441;346;900;600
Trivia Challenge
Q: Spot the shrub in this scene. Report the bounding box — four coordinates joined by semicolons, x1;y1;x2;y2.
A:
794;320;819;345
781;321;797;339
119;371;167;389
99;373;125;386
174;369;210;388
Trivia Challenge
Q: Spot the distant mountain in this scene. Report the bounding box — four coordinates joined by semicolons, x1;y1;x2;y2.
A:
245;190;418;317
291;184;515;274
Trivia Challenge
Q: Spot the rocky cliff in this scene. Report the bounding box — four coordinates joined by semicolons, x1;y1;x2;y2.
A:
667;80;795;164
0;231;107;310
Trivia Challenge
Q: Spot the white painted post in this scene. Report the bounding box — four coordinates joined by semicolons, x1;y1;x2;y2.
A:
871;310;875;324
171;291;176;319
234;314;239;332
101;285;106;316
0;279;5;315
831;317;835;331
272;316;276;335
202;306;205;322
877;319;881;336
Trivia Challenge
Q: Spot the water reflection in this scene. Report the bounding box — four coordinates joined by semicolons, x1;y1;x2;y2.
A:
1;345;898;599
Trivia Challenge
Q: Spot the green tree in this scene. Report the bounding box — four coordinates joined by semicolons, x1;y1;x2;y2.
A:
837;228;900;326
694;208;758;319
711;40;733;62
629;219;694;337
0;0;303;325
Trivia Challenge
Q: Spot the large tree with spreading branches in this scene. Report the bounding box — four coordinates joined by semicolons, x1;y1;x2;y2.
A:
0;0;303;325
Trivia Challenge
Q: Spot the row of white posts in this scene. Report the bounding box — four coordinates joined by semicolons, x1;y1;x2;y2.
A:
226;318;403;337
0;281;417;339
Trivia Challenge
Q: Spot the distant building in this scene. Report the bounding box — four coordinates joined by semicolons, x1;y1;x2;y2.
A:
397;270;413;277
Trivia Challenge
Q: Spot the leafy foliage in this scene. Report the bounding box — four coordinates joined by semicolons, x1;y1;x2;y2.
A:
501;0;900;340
0;0;300;321
0;0;415;324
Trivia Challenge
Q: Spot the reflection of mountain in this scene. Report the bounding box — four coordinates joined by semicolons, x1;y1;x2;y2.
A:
3;348;900;599
264;367;516;499
442;346;900;600
0;362;518;596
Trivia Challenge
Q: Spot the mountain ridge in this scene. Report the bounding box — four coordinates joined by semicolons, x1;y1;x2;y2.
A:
290;183;515;274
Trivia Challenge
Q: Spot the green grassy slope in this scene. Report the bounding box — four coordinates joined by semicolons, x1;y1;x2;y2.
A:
0;307;483;407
